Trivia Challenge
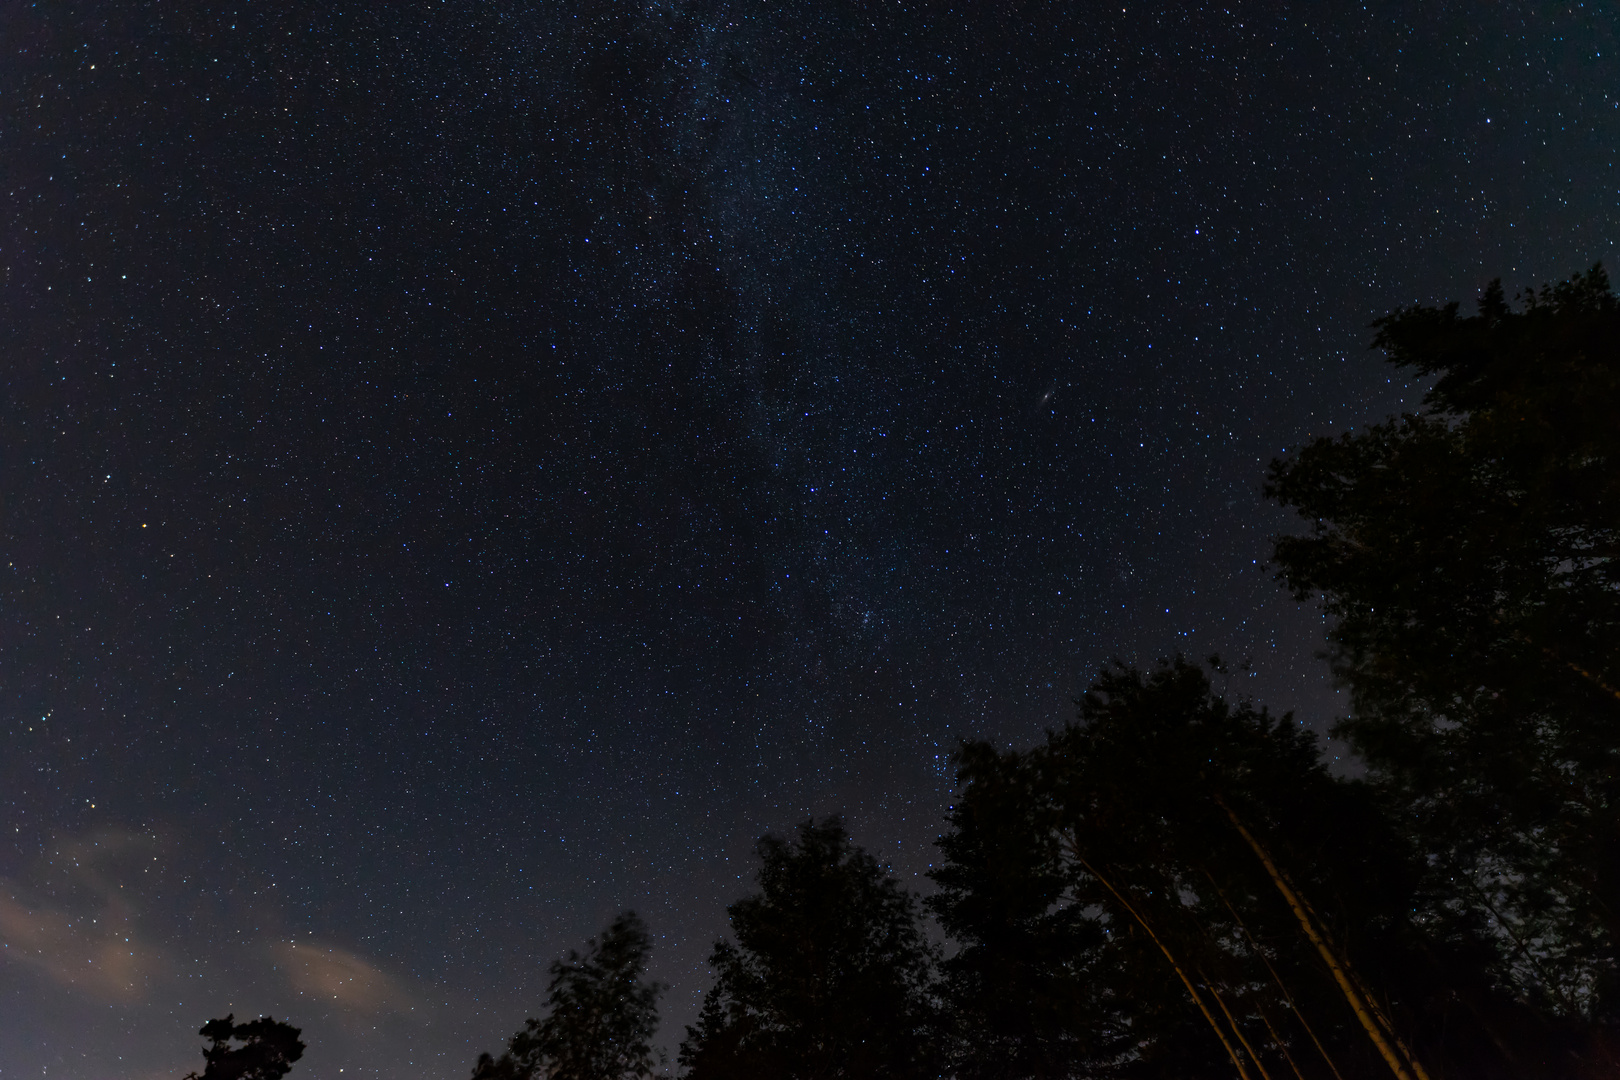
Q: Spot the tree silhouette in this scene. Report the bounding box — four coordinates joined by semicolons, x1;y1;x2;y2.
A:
1267;266;1620;1021
679;818;939;1080
472;911;664;1080
939;660;1389;1079
930;738;1122;1079
933;658;1584;1079
182;1014;304;1080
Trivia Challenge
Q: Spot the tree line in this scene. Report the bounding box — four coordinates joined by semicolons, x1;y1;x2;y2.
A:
184;267;1620;1078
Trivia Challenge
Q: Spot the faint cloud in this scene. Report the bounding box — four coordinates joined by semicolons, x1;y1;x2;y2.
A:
0;888;167;1001
0;826;427;1023
275;940;417;1014
0;827;170;1002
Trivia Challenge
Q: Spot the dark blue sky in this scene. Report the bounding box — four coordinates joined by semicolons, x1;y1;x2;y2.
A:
3;1;1617;1075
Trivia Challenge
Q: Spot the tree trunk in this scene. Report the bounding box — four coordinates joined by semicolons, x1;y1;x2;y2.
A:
1072;850;1256;1080
1214;797;1433;1080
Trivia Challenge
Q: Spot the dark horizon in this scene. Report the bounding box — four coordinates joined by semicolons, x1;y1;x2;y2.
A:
4;1;1617;1075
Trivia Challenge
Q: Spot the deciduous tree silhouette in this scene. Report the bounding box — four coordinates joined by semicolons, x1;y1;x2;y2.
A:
182;1014;304;1080
679;818;939;1080
472;911;664;1080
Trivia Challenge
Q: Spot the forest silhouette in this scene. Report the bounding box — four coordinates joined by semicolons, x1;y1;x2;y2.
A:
185;268;1620;1078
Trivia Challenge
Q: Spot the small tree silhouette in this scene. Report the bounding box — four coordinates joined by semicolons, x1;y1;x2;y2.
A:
183;1014;305;1080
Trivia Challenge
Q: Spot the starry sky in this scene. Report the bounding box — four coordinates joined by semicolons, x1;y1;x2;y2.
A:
3;1;1617;1076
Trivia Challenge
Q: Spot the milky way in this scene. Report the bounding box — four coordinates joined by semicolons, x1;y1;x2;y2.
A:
3;2;1617;1075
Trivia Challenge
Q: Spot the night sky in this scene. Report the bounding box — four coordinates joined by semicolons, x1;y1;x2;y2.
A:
3;1;1617;1075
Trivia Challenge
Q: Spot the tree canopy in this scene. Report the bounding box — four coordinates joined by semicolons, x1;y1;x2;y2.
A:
183;1014;305;1080
937;660;1457;1079
1267;266;1620;1019
472;911;664;1080
729;266;1620;1077
679;818;940;1080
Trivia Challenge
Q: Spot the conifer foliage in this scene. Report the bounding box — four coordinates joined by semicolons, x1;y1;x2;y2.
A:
679;818;940;1080
1267;267;1620;1018
936;661;1429;1079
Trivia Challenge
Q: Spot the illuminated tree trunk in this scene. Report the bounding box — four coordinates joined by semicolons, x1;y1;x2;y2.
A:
1074;853;1255;1080
1205;870;1346;1080
1215;797;1433;1080
1204;973;1276;1080
1254;1001;1308;1080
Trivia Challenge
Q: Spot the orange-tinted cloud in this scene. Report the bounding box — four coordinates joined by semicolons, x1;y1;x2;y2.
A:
0;889;166;1001
275;940;417;1014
